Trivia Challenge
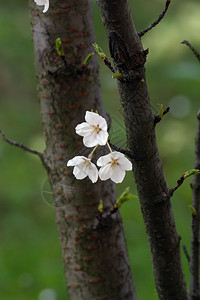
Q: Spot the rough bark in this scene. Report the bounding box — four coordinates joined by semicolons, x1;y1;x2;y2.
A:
97;0;188;299
190;109;200;300
29;0;136;299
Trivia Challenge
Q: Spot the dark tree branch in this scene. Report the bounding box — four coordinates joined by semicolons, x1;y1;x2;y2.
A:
182;244;190;265
109;141;135;159
103;57;116;73
102;58;127;83
169;174;186;197
181;40;200;62
98;0;188;299
138;0;171;37
0;129;47;168
154;106;170;125
169;169;200;197
190;109;200;300
96;0;100;6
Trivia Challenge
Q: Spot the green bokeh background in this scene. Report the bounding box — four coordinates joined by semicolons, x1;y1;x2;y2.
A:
0;0;200;299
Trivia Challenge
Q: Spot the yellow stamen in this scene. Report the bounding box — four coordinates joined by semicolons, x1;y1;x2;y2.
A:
110;158;119;166
92;125;101;133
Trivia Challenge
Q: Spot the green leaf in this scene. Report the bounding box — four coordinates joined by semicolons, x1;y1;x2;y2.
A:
98;199;104;214
114;187;137;209
83;53;94;67
159;104;163;119
183;169;200;179
92;43;106;59
188;204;197;216
112;71;123;80
55;38;64;56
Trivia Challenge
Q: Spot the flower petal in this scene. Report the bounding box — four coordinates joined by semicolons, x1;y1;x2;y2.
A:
43;0;49;12
99;164;113;181
87;162;98;183
83;133;98;147
96;130;108;146
73;165;88;180
110;151;123;159
85;111;99;125
67;156;85;166
111;166;125;183
85;111;108;130
34;0;49;13
34;0;45;4
75;122;92;137
97;153;112;166
98;116;108;131
117;156;132;171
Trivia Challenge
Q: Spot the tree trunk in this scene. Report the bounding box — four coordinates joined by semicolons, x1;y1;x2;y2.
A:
98;0;189;299
29;0;136;299
190;109;200;300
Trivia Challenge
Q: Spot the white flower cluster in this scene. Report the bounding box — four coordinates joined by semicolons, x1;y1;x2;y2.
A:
67;111;132;184
34;0;49;13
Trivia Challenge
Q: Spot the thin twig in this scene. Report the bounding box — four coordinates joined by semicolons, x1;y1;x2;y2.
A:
182;244;190;264
104;58;116;73
109;141;134;159
138;0;171;37
169;170;200;197
0;130;47;169
103;59;126;83
169;174;186;197
181;40;200;62
154;106;170;125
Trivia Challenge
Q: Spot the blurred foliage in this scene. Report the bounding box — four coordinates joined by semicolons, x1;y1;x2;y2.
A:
0;0;200;299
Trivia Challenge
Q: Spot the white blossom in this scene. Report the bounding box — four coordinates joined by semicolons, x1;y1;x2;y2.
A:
34;0;49;13
67;156;98;183
97;151;132;183
75;111;108;148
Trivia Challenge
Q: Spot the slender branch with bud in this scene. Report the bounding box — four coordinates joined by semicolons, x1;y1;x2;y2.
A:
0;130;47;169
169;169;200;197
92;42;126;82
181;40;200;62
96;187;137;229
154;106;170;125
138;0;171;37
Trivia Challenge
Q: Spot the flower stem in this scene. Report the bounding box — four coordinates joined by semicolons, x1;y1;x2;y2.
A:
88;144;99;159
107;141;113;153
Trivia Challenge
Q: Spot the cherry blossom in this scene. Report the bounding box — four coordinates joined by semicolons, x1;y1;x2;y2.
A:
34;0;49;13
75;111;108;148
97;151;132;183
67;156;98;183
